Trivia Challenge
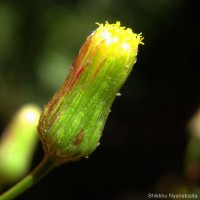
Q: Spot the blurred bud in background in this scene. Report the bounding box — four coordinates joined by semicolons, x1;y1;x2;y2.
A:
185;107;200;182
0;104;41;185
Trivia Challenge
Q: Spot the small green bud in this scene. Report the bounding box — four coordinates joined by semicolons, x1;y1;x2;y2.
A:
0;104;41;184
38;21;143;164
185;108;200;181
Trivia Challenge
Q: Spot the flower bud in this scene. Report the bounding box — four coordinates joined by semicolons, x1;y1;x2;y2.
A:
0;104;41;184
38;21;143;164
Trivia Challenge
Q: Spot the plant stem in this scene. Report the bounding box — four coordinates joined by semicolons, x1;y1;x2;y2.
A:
0;156;56;200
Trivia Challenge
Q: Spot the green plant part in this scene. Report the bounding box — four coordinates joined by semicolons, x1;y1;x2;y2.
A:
38;21;143;164
0;104;41;184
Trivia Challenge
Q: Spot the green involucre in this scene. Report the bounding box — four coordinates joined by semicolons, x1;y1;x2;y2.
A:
38;21;143;164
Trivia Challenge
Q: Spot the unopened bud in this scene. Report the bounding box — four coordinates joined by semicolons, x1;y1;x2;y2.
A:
38;21;143;164
0;104;41;184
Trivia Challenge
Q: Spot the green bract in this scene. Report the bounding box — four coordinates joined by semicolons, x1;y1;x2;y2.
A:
38;21;143;164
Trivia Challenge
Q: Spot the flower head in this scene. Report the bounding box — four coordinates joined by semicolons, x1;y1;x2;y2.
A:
38;21;143;164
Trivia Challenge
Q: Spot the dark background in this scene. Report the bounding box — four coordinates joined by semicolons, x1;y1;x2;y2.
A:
0;0;200;199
